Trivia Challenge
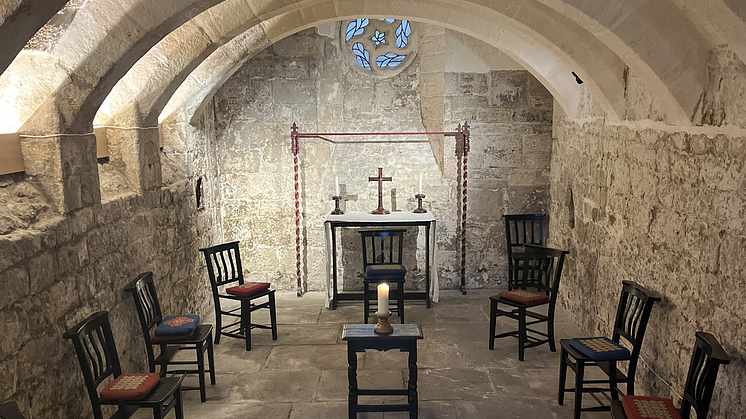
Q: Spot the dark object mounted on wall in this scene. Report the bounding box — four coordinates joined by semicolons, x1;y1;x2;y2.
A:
196;176;204;210
572;71;584;84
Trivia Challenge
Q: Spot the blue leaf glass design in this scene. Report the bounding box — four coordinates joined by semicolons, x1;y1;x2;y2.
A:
378;19;396;24
352;43;371;70
345;19;369;41
376;53;406;68
371;30;386;46
395;20;411;48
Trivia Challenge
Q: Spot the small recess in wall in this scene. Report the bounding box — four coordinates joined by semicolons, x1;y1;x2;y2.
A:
196;176;204;210
567;188;575;229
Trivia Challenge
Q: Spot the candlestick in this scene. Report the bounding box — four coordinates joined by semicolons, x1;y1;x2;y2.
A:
413;194;427;213
331;195;344;215
418;173;422;194
374;310;393;334
335;176;340;196
377;283;389;314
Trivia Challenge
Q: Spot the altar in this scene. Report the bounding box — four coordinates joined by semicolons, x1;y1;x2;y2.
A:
324;212;440;309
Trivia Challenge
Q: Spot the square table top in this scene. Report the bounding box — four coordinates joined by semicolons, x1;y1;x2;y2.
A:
342;324;423;341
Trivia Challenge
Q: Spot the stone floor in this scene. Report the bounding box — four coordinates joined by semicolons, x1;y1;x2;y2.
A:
157;289;612;418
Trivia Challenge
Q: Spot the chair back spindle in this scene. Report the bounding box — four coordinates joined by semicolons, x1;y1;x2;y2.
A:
360;230;405;268
680;332;730;419
512;244;568;306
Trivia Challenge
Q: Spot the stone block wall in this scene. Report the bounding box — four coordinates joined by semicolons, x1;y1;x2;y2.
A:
549;53;746;417
0;182;212;418
192;26;553;292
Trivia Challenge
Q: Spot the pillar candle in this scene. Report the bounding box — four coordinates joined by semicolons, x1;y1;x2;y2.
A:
377;283;389;314
418;173;422;194
335;175;340;196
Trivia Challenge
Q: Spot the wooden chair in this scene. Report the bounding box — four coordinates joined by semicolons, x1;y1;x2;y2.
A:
0;402;27;419
611;332;730;419
200;241;277;351
62;311;184;419
503;214;545;290
558;280;662;419
359;230;407;324
489;244;568;361
124;272;215;402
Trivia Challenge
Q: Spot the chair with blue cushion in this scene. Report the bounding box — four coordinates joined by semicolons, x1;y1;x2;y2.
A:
124;272;215;402
359;229;407;324
558;280;662;419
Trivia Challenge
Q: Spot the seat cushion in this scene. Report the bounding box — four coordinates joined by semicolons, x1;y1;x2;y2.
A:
100;373;160;401
154;315;199;338
622;395;681;419
498;289;550;306
569;337;631;361
226;282;271;297
151;329;196;343
364;264;407;278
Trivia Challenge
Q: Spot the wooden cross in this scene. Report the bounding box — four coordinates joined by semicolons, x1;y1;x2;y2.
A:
369;167;392;214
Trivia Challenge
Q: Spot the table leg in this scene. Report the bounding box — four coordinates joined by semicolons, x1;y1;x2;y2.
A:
408;341;418;419
425;222;431;308
347;343;358;419
332;225;338;310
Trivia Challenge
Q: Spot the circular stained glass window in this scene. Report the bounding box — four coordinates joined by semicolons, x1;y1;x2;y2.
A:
341;18;418;77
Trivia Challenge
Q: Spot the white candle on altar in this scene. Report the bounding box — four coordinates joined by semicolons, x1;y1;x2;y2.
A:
377;283;389;314
335;176;340;196
418;173;422;194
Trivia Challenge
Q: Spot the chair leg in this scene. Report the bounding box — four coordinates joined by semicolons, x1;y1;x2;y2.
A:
175;385;184;419
214;309;222;345
558;347;567;405
573;360;585;419
398;282;404;324
153;406;163;419
242;300;252;351
197;341;206;402
364;282;370;324
207;331;216;385
548;316;556;352
269;292;278;340
489;299;497;350
159;344;168;377
518;307;527;362
609;360;619;401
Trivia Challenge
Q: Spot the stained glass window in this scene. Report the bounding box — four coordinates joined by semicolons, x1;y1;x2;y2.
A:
376;53;406;68
352;42;371;70
371;30;386;46
345;19;369;41
341;18;416;76
396;20;411;48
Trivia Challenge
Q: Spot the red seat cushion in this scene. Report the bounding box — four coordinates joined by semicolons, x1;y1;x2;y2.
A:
226;282;271;297
622;395;681;419
498;289;550;306
100;373;160;401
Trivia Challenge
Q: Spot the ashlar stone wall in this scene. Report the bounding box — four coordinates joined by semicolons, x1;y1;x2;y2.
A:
549;51;746;418
190;24;554;292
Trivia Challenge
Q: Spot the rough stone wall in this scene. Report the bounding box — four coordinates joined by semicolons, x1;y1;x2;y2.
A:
0;183;212;418
197;26;553;292
549;52;746;417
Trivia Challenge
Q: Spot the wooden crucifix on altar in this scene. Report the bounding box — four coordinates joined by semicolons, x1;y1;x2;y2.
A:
369;167;392;214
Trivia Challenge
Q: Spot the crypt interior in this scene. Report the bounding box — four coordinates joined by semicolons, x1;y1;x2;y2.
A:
0;1;745;418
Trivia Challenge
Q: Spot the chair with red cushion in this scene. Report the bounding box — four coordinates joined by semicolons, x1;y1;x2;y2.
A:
124;272;215;402
558;281;662;419
611;332;730;419
489;244;568;361
200;241;277;351
63;311;184;419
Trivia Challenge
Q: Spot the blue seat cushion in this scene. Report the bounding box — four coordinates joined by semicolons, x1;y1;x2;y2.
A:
365;264;407;278
569;337;630;361
154;315;200;337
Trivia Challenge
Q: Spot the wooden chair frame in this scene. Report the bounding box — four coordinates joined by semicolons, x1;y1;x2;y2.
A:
489;244;568;361
359;229;407;324
62;311;184;419
558;280;662;419
124;272;215;402
503;214;545;290
200;241;277;351
610;331;730;419
0;402;27;419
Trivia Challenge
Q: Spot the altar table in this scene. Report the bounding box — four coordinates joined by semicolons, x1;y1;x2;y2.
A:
324;212;439;309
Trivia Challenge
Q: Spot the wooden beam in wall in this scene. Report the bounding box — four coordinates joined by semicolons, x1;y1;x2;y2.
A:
0;133;24;175
94;127;108;158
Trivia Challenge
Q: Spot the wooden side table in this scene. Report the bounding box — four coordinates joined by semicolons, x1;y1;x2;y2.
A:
341;324;424;419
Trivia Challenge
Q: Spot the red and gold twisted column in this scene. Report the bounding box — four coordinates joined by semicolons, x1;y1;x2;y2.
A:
291;123;303;297
460;121;470;294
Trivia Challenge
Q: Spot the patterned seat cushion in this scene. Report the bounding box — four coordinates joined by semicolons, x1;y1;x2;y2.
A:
569;337;631;361
153;315;199;338
498;289;550;306
100;373;160;401
622;395;681;419
226;282;271;297
364;264;407;278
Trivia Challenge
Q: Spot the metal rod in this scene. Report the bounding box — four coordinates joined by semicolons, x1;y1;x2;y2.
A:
297;131;460;137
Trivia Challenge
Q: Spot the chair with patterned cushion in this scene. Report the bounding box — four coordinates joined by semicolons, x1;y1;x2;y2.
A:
200;241;277;351
611;332;730;419
558;280;662;419
359;229;407;324
503;214;545;290
0;402;28;419
124;272;215;402
489;244;568;361
63;311;184;419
